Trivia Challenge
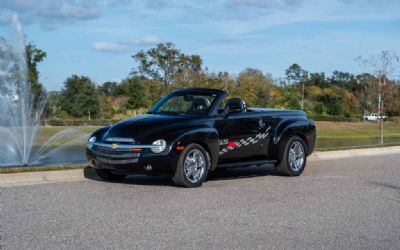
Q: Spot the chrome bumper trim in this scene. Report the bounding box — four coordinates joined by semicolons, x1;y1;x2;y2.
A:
93;142;156;151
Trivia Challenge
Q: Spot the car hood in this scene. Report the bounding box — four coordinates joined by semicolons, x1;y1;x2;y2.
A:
101;113;199;143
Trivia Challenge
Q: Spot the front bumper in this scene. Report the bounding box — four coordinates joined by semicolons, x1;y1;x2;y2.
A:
86;142;177;174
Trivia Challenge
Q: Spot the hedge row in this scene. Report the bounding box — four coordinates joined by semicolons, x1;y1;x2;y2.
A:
307;114;362;122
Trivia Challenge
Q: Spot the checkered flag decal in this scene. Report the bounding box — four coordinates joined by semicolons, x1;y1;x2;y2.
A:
219;126;271;156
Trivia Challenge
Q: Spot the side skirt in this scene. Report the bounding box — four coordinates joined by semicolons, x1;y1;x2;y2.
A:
216;160;277;169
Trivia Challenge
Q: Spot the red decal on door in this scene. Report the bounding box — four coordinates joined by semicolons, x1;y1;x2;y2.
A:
227;141;237;148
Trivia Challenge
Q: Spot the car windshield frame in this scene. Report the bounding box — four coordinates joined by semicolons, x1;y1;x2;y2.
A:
148;89;227;116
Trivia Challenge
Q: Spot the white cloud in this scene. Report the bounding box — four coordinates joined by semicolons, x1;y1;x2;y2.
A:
0;0;102;25
92;42;127;52
125;36;160;46
1;0;399;32
93;36;161;52
207;0;400;34
0;0;189;28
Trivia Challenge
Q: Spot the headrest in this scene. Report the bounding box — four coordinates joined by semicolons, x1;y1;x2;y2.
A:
189;97;210;111
224;98;247;112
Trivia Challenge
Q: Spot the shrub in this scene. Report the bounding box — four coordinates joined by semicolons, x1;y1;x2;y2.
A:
307;114;361;122
389;117;400;123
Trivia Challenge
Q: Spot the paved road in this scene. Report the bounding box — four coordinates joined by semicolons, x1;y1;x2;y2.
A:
1;154;400;249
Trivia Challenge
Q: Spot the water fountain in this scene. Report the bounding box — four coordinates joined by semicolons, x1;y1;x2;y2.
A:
0;13;90;167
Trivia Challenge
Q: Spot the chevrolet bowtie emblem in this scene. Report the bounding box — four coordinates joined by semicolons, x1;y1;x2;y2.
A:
110;143;119;150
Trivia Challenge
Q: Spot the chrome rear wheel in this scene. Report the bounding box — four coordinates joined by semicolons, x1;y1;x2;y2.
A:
288;141;305;172
275;136;307;176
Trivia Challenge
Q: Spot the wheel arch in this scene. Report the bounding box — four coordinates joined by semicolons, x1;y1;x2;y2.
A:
170;127;219;172
269;118;316;161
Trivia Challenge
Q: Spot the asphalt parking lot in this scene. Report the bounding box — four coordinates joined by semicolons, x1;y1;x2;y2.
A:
1;153;400;249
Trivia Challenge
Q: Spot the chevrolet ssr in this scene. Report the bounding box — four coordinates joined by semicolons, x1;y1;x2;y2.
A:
87;88;316;187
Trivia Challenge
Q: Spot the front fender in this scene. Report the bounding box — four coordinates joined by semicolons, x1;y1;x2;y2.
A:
90;126;111;140
167;127;219;172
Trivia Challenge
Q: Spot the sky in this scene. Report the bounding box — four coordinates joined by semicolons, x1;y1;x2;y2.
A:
0;0;399;91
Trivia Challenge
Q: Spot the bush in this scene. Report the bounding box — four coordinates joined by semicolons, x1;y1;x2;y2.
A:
389;117;400;123
312;102;325;114
307;114;361;122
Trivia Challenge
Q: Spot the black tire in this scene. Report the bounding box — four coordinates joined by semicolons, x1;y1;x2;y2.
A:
94;168;127;181
172;143;210;188
275;136;307;176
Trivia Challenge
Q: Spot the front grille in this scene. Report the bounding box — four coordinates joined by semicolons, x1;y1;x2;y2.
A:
105;137;135;143
95;145;132;152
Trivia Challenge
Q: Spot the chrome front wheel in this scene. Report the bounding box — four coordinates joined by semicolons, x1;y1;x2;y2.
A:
184;149;206;183
172;143;210;188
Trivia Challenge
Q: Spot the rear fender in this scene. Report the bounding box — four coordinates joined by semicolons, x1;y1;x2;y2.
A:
270;119;316;159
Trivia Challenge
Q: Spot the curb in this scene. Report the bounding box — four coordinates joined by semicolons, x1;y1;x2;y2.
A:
309;146;400;160
0;169;86;187
1;146;400;187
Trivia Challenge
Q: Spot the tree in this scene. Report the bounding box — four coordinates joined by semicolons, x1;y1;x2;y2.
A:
120;77;149;109
317;87;343;116
280;84;302;110
356;51;399;144
132;42;202;88
43;91;62;118
309;73;327;88
98;81;120;96
60;75;100;119
357;73;377;115
285;63;308;84
383;81;400;116
285;64;309;109
233;68;275;107
330;71;360;91
25;43;47;108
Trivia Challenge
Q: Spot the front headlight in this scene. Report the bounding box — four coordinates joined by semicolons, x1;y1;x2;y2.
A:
151;139;167;153
87;136;96;149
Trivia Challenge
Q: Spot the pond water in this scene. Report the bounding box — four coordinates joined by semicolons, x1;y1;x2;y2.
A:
27;145;87;166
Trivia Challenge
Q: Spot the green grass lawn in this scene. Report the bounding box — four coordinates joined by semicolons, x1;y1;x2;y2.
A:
32;121;400;149
34;126;99;146
316;121;400;139
316;121;400;150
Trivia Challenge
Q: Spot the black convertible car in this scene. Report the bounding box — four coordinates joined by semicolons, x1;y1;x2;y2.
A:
87;88;316;187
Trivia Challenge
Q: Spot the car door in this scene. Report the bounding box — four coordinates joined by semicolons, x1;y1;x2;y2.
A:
214;112;264;163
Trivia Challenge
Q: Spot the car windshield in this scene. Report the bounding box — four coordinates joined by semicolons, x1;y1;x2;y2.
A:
149;92;218;115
